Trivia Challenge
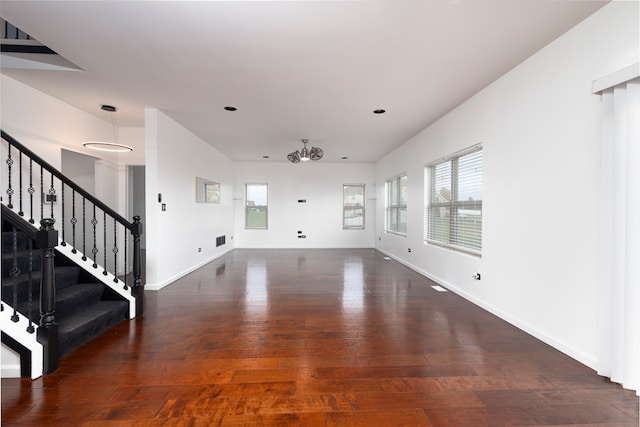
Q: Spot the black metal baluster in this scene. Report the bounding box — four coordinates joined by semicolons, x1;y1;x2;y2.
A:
18;151;24;216
71;189;77;253
113;219;119;283
6;144;14;208
123;231;128;290
28;159;35;223
103;211;108;275
49;173;55;218
10;228;20;322
26;239;35;334
82;198;87;261
40;165;44;222
91;204;98;268
60;184;66;246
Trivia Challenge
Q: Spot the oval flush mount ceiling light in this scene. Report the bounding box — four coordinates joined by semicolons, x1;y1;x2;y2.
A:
83;105;133;152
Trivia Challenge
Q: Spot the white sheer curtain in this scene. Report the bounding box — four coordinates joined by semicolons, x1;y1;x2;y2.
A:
595;64;640;395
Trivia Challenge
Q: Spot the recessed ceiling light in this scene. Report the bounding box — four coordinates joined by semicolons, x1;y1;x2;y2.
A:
373;109;386;114
263;155;270;159
341;156;348;160
224;106;237;111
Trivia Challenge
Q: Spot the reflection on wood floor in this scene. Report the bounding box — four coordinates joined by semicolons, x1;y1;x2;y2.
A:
2;249;638;426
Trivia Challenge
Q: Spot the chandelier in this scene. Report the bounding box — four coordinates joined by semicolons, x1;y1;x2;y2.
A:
83;105;133;152
287;139;323;163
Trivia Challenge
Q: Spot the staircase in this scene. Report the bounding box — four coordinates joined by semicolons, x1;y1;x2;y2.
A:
1;130;143;378
2;215;129;357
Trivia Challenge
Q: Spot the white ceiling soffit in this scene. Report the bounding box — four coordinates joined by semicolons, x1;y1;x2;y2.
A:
1;52;82;72
0;20;83;71
0;1;608;162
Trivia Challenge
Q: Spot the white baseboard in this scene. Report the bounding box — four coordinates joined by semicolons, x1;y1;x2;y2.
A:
375;248;598;371
1;364;21;378
145;247;234;291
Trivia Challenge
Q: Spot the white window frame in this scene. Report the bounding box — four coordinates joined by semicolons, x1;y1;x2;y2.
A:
343;184;365;229
245;183;268;230
425;144;482;256
385;174;407;236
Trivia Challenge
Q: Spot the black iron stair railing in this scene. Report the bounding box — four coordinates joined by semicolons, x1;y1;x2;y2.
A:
2;205;38;331
1;130;143;315
2;205;60;373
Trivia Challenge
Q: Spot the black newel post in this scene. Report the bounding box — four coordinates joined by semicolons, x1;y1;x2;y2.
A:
36;218;59;374
131;216;144;316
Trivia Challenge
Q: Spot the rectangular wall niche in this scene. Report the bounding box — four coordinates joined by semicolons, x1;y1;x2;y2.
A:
196;177;220;203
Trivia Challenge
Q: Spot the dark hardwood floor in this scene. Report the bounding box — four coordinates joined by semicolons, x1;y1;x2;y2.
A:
2;249;638;426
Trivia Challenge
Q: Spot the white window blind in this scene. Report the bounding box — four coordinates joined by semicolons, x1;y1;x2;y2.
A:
425;145;482;255
594;66;640;395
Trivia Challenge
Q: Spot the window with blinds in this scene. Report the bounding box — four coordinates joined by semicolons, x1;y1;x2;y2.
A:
385;174;407;236
425;145;482;255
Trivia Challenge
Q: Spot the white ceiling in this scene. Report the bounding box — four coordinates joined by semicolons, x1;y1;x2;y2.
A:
0;1;607;163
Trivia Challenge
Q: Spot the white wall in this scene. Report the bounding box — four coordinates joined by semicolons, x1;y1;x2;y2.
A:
144;109;235;290
234;162;375;248
375;1;639;369
61;149;96;195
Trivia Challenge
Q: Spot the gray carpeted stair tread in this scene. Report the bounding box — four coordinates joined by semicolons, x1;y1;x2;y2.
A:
1;266;82;302
16;282;106;322
58;300;129;356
